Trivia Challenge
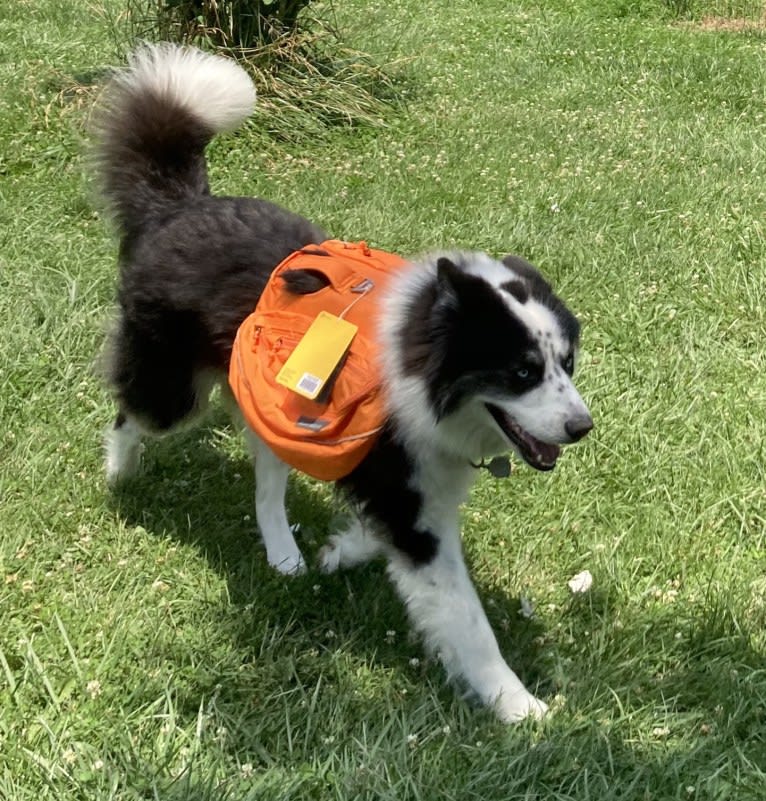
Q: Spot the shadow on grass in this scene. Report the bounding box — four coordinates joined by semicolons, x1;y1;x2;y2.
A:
103;417;766;798
108;413;551;701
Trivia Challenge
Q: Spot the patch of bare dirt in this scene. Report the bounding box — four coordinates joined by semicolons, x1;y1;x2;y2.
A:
683;14;766;32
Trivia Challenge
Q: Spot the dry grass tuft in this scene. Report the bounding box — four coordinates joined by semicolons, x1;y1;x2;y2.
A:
119;1;403;140
692;13;766;29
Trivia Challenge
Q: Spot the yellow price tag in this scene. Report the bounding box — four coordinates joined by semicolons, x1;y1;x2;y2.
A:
276;311;358;400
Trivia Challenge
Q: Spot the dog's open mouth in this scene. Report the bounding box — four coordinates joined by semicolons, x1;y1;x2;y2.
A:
485;404;560;471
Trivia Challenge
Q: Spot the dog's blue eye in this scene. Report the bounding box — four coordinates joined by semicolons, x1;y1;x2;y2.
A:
511;363;541;388
563;355;574;375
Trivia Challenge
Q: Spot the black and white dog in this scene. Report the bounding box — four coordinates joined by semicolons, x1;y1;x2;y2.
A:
94;44;592;723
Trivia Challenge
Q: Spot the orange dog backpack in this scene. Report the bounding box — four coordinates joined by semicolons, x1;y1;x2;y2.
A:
228;240;408;481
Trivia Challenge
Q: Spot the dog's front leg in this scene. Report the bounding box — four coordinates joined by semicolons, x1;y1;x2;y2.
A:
386;525;547;723
243;429;306;575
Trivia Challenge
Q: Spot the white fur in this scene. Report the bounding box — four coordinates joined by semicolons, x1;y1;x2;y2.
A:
243;429;306;575
319;519;383;573
391;451;548;721
387;545;548;722
105;416;143;483
376;260;444;460
118;43;256;133
318;437;550;720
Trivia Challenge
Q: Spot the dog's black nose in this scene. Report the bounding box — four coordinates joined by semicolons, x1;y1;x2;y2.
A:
565;415;593;442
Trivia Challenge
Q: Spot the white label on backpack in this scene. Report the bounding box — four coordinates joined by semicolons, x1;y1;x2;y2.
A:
297;373;322;397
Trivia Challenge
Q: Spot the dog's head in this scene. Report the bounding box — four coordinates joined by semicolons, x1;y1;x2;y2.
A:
388;252;592;469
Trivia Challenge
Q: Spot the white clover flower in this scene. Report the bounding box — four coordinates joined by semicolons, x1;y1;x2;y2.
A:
519;596;535;619
567;570;593;594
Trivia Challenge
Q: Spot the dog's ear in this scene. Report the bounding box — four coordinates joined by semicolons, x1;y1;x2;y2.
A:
436;256;478;303
436;256;461;289
501;254;551;294
435;256;493;312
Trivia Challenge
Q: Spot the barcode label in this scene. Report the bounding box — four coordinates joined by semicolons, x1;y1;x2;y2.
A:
297;372;322;396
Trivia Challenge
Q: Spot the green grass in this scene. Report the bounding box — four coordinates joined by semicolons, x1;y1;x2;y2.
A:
2;0;766;798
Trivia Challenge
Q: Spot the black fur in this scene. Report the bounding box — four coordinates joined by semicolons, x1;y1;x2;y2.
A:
501;279;529;304
94;48;326;431
92;48;327;434
94;91;213;237
339;425;438;565
109;196;325;431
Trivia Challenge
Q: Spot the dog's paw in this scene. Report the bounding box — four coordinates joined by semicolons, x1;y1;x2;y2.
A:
268;550;306;576
318;527;382;573
104;425;143;484
105;443;142;484
494;689;549;724
318;537;343;574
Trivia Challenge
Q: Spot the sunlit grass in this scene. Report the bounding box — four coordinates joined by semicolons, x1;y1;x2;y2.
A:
1;1;765;798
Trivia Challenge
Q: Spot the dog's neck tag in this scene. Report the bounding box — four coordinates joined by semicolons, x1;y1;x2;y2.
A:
486;456;512;478
472;456;512;478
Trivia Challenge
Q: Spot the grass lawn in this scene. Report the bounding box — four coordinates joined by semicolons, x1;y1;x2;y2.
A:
1;0;765;798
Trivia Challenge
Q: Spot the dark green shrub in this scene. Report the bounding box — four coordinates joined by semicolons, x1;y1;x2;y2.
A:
120;0;403;141
129;0;313;48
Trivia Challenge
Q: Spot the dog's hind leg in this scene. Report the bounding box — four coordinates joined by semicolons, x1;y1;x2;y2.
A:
318;519;383;573
105;411;144;483
243;429;306;576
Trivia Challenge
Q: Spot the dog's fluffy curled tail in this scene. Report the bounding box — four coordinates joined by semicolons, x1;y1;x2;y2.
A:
92;44;256;235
